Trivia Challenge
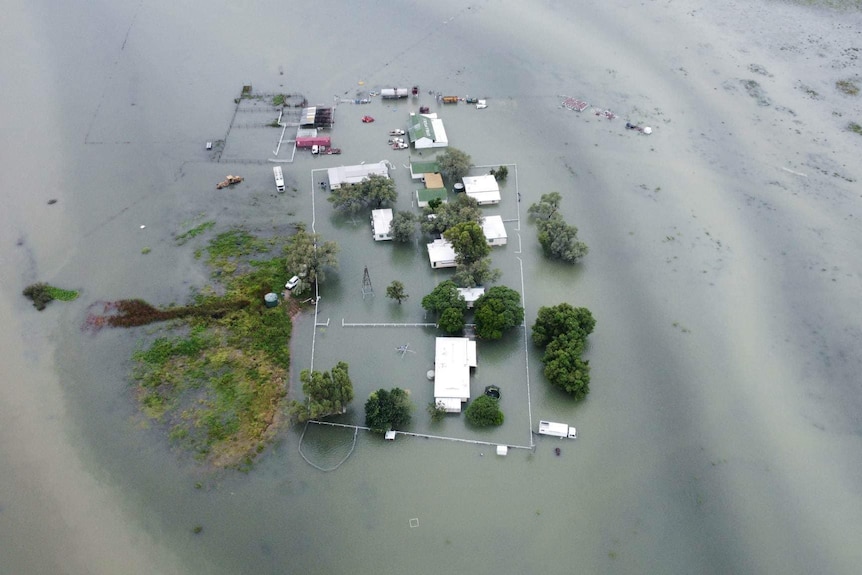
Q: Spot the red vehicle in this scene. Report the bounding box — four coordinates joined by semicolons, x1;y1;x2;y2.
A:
362;116;375;123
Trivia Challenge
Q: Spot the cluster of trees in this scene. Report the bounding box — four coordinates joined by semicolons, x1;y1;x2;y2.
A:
532;303;596;400
328;174;397;214
390;211;417;242
283;226;340;294
464;395;504;427
421;280;467;334
420;281;524;339
289;361;354;422
365;388;413;433
421;194;500;287
489;165;508;182
528;192;589;264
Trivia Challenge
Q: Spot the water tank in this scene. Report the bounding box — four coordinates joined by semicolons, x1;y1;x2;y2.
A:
264;292;279;308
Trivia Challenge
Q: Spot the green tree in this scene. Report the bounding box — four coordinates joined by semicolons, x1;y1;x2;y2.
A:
473;285;524;340
528;192;562;221
421;280;466;316
390;211;417;242
490;165;508;182
452;258;501;288
532;304;595;399
328;174;397;213
421;194;482;235
437;147;472;182
464;395;504;426
365;388;413;433
427;401;447;423
289;361;354;422
360;174;398;207
531;304;595;348
444;221;490;266
438;306;465;334
283;228;339;290
537;217;589;263
542;337;591;400
386;281;408;304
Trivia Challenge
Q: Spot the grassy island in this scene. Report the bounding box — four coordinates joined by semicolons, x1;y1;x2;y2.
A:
119;229;301;469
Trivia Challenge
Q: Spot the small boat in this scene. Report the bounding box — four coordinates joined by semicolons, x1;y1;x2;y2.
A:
465;97;478;104
362;116;375;123
205;141;213;150
389;129;405;136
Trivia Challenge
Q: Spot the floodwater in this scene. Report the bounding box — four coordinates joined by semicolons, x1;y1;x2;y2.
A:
2;0;862;573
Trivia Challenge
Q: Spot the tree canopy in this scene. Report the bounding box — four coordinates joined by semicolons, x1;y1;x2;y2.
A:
474;285;524;340
328;174;397;213
386;280;408;304
532;303;595;348
443;221;490;266
283;227;339;291
422;280;467;334
364;388;413;433
421;194;482;235
289;361;354;422
452;258;501;288
464;395;504;427
390;211;417;242
528;193;588;263
532;303;595;399
436;147;472;182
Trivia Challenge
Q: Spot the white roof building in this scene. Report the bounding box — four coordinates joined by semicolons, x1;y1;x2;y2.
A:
327;161;389;189
434;337;478;412
462;174;501;205
427;238;457;268
371;208;394;241
481;215;508;246
408;113;449;149
456;287;485;309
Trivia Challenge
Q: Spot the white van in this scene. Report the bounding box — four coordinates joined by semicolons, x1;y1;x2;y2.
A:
273;165;285;192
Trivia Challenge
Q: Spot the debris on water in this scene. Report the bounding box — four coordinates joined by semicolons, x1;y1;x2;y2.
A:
47;199;57;205
140;225;146;229
554;447;561;456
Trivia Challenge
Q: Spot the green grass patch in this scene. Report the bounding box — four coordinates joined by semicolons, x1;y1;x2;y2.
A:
175;220;216;245
272;94;286;106
848;122;862;136
127;228;297;468
23;283;78;310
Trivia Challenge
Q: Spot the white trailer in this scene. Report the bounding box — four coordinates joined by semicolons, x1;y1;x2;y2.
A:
538;420;578;439
273;166;285;192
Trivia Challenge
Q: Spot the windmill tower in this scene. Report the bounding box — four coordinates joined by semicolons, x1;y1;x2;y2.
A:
361;266;374;299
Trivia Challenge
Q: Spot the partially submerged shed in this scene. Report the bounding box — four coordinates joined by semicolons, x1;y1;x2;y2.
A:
427;238;457;269
327;161;389;189
433;337;478;413
481;215;508;246
371;208;394;241
408;113;448;149
462;175;501;205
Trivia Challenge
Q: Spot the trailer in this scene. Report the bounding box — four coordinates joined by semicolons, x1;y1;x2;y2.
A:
381;88;410;99
273;166;285;192
441;96;459;104
538;420;578;439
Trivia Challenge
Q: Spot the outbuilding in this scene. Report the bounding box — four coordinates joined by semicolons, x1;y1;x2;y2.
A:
462;174;501;205
410;160;441;180
433;337;478;413
456;287;485;309
371;208;394;241
427;238;457;269
408;113;449;149
327;161;389;190
481;215;508;246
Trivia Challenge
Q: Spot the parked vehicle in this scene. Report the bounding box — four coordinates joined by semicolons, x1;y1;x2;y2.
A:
361;115;375;123
285;275;300;290
273;166;285;192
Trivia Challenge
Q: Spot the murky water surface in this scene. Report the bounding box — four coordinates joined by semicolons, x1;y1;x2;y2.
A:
2;1;862;573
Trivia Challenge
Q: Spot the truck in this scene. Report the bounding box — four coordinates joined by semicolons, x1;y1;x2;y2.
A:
441;96;459;104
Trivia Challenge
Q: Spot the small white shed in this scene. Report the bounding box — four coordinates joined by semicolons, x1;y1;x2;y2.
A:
371;208;394;241
481;215;508;246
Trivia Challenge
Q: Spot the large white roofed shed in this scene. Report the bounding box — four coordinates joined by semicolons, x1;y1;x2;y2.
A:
433;337;477;412
481;215;508;246
462;174;501;205
327;161;389;189
371;208;393;241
